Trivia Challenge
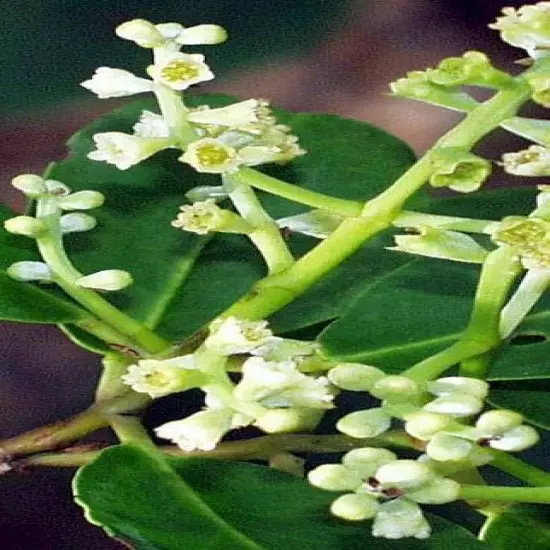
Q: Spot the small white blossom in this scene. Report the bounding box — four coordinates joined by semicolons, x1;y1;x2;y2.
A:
75;269;133;291
133;111;171;138
155;408;236;451
88;132;174;170
179;138;240;174
234;357;334;409
502;145;550;176
372;500;431;540
148;52;214;90
205;317;274;356
188;99;262;127
121;356;203;398
81;67;154;99
475;410;539;452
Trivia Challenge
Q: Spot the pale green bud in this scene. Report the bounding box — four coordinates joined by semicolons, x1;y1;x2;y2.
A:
60;213;97;234
336;408;391;438
390;226;488;264
175;24;228;45
342;447;397;479
488;425;539;451
328;363;385;391
3;216;46;238
427;51;513;89
330;493;379;521
476;409;523;435
11;174;47;198
372;499;431;540
276;209;343;239
427;376;489;399
45;179;71;196
254;408;324;433
430;148;491;193
375;460;431;490
404;411;452;441
527;72;550;107
307;464;362;492
426;432;474;462
185;185;228;203
423;392;484;417
58;191;105;210
7;261;53;283
115;19;165;48
370;375;420;403
406;476;461;504
75;269;133;291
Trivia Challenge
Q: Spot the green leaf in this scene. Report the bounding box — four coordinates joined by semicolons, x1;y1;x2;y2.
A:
74;444;486;550
0;205;86;323
47;96;416;345
481;504;550;550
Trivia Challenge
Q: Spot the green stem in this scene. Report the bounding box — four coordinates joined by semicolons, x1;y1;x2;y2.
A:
499;268;550;338
10;431;415;468
488;449;550;487
0;391;150;458
220;82;531;323
34;196;168;354
95;352;135;402
394;211;497;234
404;246;522;381
108;414;156;450
460;484;550;503
224;173;294;274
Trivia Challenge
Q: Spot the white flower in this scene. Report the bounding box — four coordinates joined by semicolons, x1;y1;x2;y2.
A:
88;132;174;170
148;52;214;90
234;357;334;409
502;145;550;176
372;500;431;540
205;317;274;356
121;356;203;398
188;100;262;127
155;408;236;451
133;111;171;138
81;67;154;99
75;269;133;291
179;138;240;174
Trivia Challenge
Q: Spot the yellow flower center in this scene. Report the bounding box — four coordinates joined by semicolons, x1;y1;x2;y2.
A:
196;144;233;166
161;61;201;83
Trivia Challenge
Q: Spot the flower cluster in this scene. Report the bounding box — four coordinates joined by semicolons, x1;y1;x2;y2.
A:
81;18;304;174
121;317;334;451
5;174;132;291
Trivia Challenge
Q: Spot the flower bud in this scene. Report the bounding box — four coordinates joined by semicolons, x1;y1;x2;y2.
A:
370;375;420;402
336;408;391;438
404;411;452;441
406;476;461;504
423;392;483;417
276;209;343;239
372;499;431;540
75;269;133;291
115;19;165;48
427;376;489;399
185;185;228;203
342;447;397;478
7;261;53;283
426;432;474;462
307;464;361;492
430;148;491;193
254;408;324;433
175;24;228;45
328;363;385;391
45;180;71;196
3;216;46;238
330;493;379;521
58;191;105;210
81;67;154;99
475;409;523;435
11;174;47;197
488;425;539;452
375;460;431;490
60;213;97;233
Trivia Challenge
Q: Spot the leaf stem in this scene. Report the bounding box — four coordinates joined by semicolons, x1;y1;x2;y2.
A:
460;484;550;503
488;449;550;487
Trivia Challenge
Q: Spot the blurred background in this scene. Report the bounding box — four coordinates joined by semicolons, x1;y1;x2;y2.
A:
0;0;529;548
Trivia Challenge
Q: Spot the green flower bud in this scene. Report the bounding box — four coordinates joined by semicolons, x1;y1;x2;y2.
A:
430;148;492;193
115;19;165;48
476;409;523;435
426;432;474;462
342;447;397;479
330;493;379;521
406;476;461;504
11;174;47;198
404;411;452;441
427;51;513;89
423;392;483;417
75;269;133;291
58;191;105;210
390;70;478;111
185;185;228;203
254;408;324;433
427;376;489;399
328;363;385;391
390;226;488;264
526;71;550;107
375;460;431;490
3;216;46;238
336;408;391;438
370;375;420;403
7;261;53;283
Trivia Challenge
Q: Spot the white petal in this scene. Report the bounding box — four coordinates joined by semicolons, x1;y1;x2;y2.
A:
372;500;431;539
